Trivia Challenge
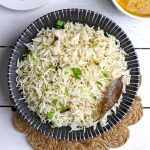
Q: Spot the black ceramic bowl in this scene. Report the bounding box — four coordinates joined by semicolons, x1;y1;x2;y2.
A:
8;9;140;141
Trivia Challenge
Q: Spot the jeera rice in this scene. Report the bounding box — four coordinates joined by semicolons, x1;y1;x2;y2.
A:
16;21;130;130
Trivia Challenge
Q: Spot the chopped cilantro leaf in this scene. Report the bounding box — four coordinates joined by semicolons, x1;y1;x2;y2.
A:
31;52;36;59
24;55;29;61
91;93;97;100
60;103;66;111
102;71;109;78
51;125;55;128
56;20;66;29
48;109;55;120
89;43;98;48
43;44;49;49
96;81;102;86
63;45;68;48
93;95;97;100
56;25;61;29
64;71;68;75
51;99;58;106
71;68;82;80
36;73;43;77
65;88;69;96
49;63;55;69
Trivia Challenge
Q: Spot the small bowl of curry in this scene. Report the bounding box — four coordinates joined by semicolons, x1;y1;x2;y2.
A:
112;0;150;20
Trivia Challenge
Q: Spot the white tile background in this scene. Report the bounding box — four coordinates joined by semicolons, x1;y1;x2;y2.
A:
0;0;150;149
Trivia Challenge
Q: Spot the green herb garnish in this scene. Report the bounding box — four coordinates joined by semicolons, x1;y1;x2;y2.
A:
64;71;68;75
60;103;66;111
43;44;49;49
48;109;55;120
49;63;55;69
60;108;71;113
93;95;97;100
51;125;55;128
31;52;36;59
56;20;66;29
63;45;68;48
102;71;109;78
96;81;102;86
71;68;82;80
89;43;98;48
65;88;69;96
91;94;97;100
36;73;43;77
51;99;58;106
24;55;30;61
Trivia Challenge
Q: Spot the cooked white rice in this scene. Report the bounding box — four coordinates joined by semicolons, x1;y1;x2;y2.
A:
16;22;130;130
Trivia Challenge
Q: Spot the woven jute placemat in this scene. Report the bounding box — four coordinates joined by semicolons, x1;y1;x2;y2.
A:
12;96;143;150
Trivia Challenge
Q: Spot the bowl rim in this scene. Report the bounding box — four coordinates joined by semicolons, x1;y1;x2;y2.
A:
7;8;140;141
111;0;150;20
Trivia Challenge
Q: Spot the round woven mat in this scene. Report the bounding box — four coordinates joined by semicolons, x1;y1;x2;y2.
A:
13;96;143;150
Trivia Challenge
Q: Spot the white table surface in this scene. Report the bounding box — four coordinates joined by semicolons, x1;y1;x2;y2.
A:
0;0;150;150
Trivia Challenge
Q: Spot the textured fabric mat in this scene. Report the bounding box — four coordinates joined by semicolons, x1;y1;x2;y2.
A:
12;96;143;150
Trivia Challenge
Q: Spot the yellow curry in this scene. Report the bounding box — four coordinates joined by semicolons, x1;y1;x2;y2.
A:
116;0;150;17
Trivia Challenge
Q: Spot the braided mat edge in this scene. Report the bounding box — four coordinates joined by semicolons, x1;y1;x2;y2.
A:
12;96;143;150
